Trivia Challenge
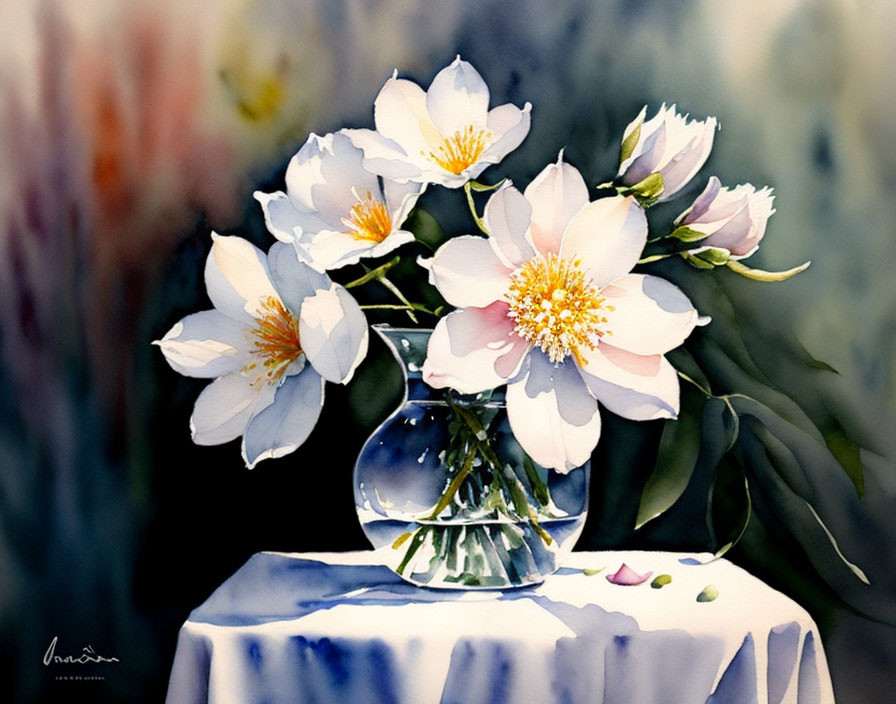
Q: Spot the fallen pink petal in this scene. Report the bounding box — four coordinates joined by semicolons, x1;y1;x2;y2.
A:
606;563;653;586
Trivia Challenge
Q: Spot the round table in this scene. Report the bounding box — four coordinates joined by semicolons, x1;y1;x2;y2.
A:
165;550;834;703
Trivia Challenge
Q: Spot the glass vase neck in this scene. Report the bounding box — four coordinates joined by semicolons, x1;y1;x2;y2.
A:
373;324;503;405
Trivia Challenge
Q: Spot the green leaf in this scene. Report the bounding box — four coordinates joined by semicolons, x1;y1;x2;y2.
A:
404;207;447;250
707;450;751;557
635;383;706;529
651;574;672;589
726;258;811;282
618;172;664;207
823;422;864;499
696;585;719;602
669;225;710;243
620;119;643;164
731;398;871;585
667;348;712;396
693;247;731;267
805;503;870;585
682;252;717;270
583;567;605;576
791;338;840;374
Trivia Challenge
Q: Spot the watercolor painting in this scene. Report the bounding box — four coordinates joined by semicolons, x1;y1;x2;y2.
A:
1;1;894;702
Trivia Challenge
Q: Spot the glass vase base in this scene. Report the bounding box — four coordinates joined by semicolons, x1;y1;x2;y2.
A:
362;515;586;589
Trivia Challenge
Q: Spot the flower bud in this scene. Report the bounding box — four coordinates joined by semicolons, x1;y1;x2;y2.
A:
617;104;717;202
675;176;775;260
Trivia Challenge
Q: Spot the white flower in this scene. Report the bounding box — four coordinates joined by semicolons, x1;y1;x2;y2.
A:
674;176;775;260
345;56;531;188
618;104;717;202
155;234;368;468
254;131;422;271
422;157;706;472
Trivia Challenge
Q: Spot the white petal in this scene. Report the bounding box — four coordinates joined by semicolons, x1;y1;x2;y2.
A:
283;133;330;209
483;184;535;267
266;242;331;311
524;157;590;256
560;195;647;288
676;175;723;226
343;128;423;183
242;369;325;468
427;236;511;308
307;229;416;271
310;131;382;225
657;115;717;200
299;284;369;384
373;76;441;165
204;234;279;324
155;310;250;378
426;56;490;137
600;274;700;355
522;351;599;426
190;373;274;446
701;201;755;255
619;112;667;185
506;362;601;473
383;178;425;226
479;102;532;165
253;190;330;245
579;343;680;421
422;305;524;393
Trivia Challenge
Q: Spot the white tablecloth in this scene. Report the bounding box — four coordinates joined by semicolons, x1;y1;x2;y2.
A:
166;550;834;703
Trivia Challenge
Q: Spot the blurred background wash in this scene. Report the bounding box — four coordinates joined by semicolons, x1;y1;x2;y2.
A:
1;0;895;701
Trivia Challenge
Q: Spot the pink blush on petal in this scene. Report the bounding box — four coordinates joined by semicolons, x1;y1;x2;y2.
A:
606;563;653;585
599;343;662;376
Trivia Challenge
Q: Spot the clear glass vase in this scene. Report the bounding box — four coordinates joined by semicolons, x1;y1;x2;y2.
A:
354;325;590;589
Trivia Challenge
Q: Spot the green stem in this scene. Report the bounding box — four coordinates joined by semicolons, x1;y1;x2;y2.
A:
377;276;419;324
449;398;552;545
344;256;400;289
425;449;477;519
677;370;713;398
463;181;489;235
395;526;429;575
638;252;676;264
359;303;441;316
726;258;811;282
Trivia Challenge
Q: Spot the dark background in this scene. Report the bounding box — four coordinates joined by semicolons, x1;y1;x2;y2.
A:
1;1;895;701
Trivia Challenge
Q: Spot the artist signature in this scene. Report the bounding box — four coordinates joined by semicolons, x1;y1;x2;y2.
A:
43;636;120;666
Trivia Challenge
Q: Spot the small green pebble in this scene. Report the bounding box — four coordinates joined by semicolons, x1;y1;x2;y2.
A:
697;585;719;602
650;574;672;589
583;567;604;576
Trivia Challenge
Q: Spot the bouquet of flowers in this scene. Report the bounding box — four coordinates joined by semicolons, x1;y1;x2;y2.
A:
156;57;863;588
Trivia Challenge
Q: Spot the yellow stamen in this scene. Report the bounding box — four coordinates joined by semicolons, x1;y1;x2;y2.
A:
244;296;303;385
342;190;392;243
425;125;491;175
506;253;611;365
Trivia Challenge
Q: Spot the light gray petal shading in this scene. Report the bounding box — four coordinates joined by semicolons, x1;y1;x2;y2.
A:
343;128;423;183
267;242;331;312
190;373;274;446
253;190;330;244
483;184;535;267
299;285;369;384
242;369;325;469
524;350;597;427
155;309;250;378
425;56;490;137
